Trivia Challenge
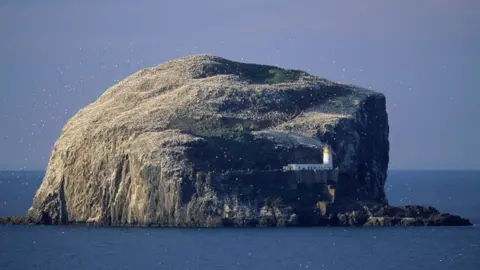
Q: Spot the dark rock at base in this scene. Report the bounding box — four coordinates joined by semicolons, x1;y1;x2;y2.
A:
1;203;471;227
0;216;37;225
327;202;472;227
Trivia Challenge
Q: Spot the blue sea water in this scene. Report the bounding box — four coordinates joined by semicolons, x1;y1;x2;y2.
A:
0;170;479;270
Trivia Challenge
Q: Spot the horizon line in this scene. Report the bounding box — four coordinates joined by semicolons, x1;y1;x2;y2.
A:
0;169;479;173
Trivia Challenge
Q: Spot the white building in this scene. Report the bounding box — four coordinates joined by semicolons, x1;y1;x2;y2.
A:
283;145;333;171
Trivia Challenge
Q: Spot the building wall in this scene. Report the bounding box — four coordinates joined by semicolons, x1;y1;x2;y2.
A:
323;151;332;165
283;145;333;171
287;164;333;170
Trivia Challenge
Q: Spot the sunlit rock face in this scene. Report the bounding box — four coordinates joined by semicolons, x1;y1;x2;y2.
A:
26;54;391;227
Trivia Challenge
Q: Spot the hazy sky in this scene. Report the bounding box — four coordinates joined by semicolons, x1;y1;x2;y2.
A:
1;0;479;170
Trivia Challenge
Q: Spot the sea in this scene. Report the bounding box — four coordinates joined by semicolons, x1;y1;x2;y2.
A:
0;170;479;270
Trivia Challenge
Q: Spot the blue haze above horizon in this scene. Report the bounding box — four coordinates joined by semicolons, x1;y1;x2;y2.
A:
1;0;479;171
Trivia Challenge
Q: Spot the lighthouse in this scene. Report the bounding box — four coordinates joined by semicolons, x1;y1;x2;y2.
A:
282;144;335;171
323;145;333;169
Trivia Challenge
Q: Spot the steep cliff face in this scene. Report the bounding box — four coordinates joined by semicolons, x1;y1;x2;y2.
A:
27;55;391;226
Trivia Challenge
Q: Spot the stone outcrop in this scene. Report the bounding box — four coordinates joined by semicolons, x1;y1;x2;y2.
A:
2;55;469;227
325;201;472;227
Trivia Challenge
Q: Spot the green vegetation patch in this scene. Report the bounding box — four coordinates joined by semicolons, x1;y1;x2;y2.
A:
238;64;304;84
264;69;303;84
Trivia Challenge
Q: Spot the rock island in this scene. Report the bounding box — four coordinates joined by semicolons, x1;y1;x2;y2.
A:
1;55;471;227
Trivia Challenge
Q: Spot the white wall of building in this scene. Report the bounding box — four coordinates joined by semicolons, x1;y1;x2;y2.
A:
282;145;334;171
323;150;332;167
283;163;333;171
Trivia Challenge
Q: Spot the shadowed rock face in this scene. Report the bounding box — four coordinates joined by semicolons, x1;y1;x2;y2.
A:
24;55;393;226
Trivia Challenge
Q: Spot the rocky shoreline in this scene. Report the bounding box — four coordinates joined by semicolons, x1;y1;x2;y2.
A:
333;203;472;227
1;203;471;227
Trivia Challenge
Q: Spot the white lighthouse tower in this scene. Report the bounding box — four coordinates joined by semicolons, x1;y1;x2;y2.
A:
323;145;333;169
